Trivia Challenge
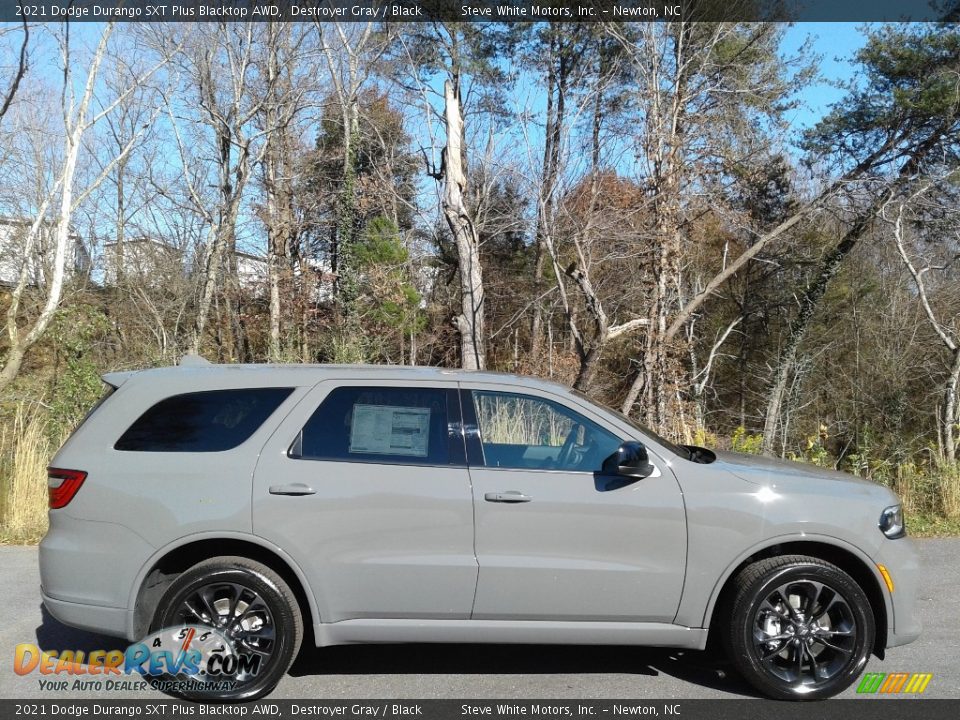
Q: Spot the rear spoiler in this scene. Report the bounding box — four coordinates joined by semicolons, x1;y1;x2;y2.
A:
101;355;211;389
102;371;137;389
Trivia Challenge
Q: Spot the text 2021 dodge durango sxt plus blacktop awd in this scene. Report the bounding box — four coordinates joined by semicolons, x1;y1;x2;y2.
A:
39;358;920;701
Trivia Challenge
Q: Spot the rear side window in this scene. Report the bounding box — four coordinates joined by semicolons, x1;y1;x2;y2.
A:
115;388;293;452
292;386;462;466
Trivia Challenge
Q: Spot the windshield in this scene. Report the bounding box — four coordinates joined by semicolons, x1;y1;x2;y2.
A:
570;389;692;460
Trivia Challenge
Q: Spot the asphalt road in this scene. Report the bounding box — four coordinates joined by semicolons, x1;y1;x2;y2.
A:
1;541;957;700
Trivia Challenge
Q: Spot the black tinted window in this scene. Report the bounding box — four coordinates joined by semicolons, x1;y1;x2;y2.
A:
115;388;293;452
294;386;457;466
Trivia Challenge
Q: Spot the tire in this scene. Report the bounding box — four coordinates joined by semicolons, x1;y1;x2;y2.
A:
149;556;303;702
722;555;875;701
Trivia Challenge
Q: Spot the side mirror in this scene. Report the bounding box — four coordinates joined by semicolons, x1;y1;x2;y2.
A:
602;441;655;479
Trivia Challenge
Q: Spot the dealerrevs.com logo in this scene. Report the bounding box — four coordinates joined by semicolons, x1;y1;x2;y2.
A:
856;672;933;694
14;625;260;694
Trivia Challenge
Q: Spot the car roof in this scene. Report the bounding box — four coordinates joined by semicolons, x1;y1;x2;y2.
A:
105;359;577;396
101;358;684;461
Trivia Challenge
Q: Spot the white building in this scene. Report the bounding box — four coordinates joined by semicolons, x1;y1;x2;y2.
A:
102;238;183;286
234;250;268;293
0;217;90;288
102;239;271;295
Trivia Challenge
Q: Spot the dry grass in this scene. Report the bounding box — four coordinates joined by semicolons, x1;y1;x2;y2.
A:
475;393;572;446
0;404;54;544
892;462;960;520
937;464;960;520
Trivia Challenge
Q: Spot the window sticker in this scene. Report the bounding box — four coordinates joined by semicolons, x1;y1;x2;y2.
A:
349;404;430;457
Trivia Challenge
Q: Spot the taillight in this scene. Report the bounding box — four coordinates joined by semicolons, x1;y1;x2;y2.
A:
47;468;87;509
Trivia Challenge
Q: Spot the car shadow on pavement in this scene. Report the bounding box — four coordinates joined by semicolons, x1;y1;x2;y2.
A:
35;605;128;658
34;607;758;698
289;643;761;698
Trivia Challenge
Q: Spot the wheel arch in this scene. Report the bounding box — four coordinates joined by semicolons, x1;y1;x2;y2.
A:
128;532;319;644
703;535;889;658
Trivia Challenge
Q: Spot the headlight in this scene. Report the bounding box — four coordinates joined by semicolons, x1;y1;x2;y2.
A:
879;505;905;539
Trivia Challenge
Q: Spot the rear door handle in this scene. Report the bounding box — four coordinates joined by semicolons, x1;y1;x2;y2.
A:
484;491;532;503
269;483;316;496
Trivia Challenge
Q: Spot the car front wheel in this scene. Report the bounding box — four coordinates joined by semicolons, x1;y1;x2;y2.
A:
723;555;875;700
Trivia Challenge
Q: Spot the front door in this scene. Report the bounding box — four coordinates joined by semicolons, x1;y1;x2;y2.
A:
464;385;687;622
253;380;478;623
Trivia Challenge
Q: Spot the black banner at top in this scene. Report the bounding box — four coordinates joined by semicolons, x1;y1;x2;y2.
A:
5;0;960;23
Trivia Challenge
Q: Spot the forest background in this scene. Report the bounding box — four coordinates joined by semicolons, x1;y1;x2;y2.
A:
1;19;959;542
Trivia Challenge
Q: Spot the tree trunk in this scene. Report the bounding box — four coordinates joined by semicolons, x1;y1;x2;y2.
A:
760;213;874;455
531;40;568;353
943;349;960;464
268;252;282;360
333;95;359;310
0;143;78;391
621;25;688;432
115;156;126;285
441;78;485;370
190;125;251;355
263;23;286;362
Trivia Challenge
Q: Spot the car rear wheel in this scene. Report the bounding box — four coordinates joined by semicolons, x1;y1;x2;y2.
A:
150;556;302;702
723;555;875;700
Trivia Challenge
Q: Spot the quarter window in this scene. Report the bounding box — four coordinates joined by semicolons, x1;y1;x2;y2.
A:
115;388;293;452
472;391;621;472
293;386;460;466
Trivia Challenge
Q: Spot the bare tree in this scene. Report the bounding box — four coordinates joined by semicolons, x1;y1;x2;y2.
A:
314;21;382;308
440;75;486;370
689;315;742;434
161;24;277;358
0;18;28;124
609;23;801;427
1;23;169;393
886;181;960;462
531;170;650;391
760;127;957;455
403;24;490;370
259;23;313;361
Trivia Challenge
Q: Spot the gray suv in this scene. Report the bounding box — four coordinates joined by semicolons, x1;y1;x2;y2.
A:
40;359;920;701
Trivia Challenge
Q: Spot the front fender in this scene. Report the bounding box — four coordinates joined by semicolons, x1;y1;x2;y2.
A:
692;533;891;633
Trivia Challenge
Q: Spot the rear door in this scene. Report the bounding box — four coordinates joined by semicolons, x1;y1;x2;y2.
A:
463;384;687;622
252;380;478;622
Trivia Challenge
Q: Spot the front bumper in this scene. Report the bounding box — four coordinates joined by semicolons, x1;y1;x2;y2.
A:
874;535;922;649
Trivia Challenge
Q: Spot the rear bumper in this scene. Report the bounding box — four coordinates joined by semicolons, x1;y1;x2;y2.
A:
39;513;154;642
41;589;130;640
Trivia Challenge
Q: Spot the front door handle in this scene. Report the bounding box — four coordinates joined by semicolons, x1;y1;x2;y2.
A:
269;483;316;496
484;491;532;503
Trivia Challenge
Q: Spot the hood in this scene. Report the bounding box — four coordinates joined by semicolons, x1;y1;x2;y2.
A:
713;450;877;488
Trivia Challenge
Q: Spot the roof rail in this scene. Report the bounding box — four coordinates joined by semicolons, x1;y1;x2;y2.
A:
179;354;212;367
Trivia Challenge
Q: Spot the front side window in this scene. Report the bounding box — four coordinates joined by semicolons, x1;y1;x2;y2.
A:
115;388;293;452
293;386;459;466
569;388;691;460
472;391;621;472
